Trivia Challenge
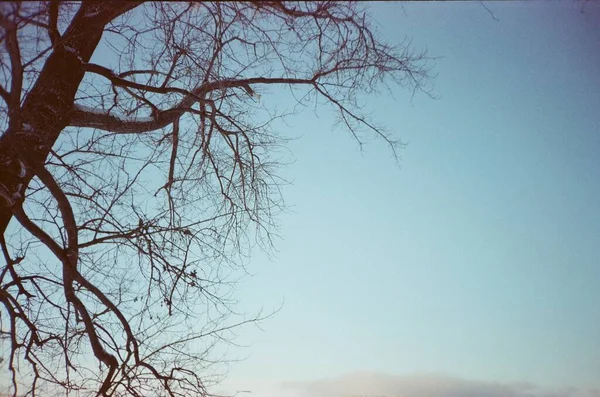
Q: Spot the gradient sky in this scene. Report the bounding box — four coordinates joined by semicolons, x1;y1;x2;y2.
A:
215;2;600;396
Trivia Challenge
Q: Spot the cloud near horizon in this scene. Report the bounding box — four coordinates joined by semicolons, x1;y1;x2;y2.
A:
281;372;600;397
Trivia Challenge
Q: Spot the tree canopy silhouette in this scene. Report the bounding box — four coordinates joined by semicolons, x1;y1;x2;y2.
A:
0;2;431;396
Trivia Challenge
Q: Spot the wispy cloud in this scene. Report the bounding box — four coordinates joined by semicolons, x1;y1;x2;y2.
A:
282;372;600;397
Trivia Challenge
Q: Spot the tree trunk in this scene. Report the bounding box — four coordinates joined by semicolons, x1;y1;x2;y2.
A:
0;2;141;234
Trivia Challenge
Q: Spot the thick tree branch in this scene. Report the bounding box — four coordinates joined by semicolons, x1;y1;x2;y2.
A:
69;76;314;133
1;15;23;130
47;1;61;46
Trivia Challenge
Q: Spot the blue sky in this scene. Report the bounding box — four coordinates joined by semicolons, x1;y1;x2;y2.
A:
218;2;600;396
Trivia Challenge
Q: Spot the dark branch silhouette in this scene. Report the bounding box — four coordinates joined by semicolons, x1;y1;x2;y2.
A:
0;2;432;396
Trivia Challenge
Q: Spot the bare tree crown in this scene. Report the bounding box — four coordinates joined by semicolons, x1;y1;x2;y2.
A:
0;2;431;396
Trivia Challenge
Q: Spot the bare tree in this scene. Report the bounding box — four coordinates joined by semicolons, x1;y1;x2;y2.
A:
0;2;431;396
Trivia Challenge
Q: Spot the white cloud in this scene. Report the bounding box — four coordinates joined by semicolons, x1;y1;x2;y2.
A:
281;372;600;397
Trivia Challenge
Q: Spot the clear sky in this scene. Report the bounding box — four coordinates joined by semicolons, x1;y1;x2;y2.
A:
216;2;600;397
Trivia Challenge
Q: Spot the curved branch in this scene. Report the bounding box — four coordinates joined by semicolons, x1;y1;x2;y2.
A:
69;76;314;133
32;165;78;256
